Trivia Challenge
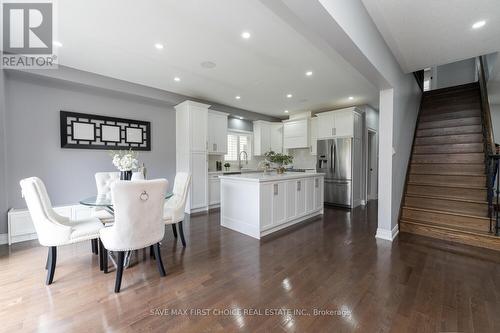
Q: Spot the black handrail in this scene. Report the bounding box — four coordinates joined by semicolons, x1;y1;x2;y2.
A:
488;154;500;235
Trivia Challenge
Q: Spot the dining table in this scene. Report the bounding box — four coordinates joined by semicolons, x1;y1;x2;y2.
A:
80;192;173;268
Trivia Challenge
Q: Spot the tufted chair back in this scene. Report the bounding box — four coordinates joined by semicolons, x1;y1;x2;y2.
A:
20;177;72;246
100;179;168;251
163;173;191;223
94;172;120;200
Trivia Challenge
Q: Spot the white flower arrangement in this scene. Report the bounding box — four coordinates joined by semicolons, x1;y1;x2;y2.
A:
109;149;139;172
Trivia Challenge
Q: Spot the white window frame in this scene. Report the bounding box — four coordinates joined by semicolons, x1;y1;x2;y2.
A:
224;130;253;162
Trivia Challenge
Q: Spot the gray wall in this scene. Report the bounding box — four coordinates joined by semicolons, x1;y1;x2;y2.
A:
2;71;176;234
436;58;476;89
0;70;8;234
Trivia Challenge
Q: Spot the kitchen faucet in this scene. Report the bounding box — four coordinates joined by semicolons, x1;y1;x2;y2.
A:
238;151;248;170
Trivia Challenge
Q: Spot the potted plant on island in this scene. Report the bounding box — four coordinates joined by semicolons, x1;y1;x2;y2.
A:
224;162;231;171
264;151;293;174
109;149;139;180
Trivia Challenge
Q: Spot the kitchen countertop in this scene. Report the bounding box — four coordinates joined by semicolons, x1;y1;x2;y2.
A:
219;171;324;183
208;169;261;175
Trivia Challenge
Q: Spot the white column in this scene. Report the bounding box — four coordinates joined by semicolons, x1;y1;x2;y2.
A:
376;88;397;241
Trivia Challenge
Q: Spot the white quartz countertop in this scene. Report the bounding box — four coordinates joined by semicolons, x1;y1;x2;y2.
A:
219;171;324;182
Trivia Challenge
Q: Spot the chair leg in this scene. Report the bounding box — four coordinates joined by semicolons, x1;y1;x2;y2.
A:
91;239;98;255
46;246;57;285
178;221;186;247
171;224;178;238
150;245;155;259
98;239;104;271
102;246;108;274
45;251;49;270
114;252;125;293
153;243;166;277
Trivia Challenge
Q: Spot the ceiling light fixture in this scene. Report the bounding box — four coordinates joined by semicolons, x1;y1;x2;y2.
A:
174;77;181;82
241;31;251;39
239;116;244;120
284;110;289;113
155;43;164;50
286;94;293;98
472;20;486;29
305;71;313;76
53;41;63;47
348;96;354;100
235;95;241;100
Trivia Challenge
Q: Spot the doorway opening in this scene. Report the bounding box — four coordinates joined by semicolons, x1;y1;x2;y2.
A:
367;129;378;201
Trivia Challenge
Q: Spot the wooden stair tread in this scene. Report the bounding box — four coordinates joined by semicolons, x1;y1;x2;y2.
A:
402;206;489;220
406;181;486;190
400;218;493;237
404;193;487;205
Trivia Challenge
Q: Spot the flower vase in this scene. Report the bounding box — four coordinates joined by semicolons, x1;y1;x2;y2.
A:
120;170;132;181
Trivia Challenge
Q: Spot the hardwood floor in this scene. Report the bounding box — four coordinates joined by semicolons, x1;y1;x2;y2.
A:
1;202;500;332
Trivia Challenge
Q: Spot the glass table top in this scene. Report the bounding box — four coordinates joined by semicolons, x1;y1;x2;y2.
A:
80;192;173;207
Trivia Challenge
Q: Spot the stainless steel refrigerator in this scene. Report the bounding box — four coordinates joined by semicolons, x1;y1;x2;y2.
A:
316;138;352;207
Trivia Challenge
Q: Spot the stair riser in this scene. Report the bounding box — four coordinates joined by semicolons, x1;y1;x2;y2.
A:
400;222;500;251
422;96;480;106
418;117;481;130
413;143;483;154
414;134;483;145
406;184;486;201
417;125;482;137
419;110;480;122
401;208;489;232
410;164;485;175
404;196;488;217
421;103;481;115
408;174;487;186
411;153;484;164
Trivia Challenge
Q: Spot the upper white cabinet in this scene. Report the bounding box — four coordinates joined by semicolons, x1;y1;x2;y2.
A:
310;117;318;155
254;121;271;155
283;118;309;149
208;110;229;155
270;123;283;153
316;107;362;139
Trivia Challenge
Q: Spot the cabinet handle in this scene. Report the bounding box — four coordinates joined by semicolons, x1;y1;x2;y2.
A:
297;181;301;191
274;184;278;195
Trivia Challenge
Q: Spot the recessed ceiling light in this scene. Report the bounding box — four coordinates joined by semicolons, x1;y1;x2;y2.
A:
174;77;181;82
472;20;486;29
53;41;63;47
235;95;241;100
241;31;251;39
284;110;289;113
239;116;244;120
286;94;293;98
348;96;354;100
155;43;164;50
305;71;313;76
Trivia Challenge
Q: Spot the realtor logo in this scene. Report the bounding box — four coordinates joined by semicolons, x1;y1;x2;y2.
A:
1;1;57;69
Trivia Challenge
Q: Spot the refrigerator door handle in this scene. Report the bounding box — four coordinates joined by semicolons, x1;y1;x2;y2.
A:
333;143;336;174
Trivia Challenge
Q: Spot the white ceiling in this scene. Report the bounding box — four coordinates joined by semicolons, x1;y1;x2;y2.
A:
55;0;378;117
362;0;500;73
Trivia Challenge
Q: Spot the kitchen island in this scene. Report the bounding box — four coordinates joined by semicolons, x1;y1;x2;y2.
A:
220;172;324;239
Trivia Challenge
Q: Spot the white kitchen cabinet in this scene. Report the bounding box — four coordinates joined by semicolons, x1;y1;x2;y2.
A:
310;117;318;155
285;181;296;219
316;107;360;139
283;118;309;149
272;182;287;226
305;178;314;213
295;179;306;216
208;174;221;207
314;177;324;211
254;120;271;155
270;123;283;153
208;111;229;155
175;100;210;213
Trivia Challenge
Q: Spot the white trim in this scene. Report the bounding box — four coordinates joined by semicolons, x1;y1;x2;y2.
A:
0;233;7;245
375;225;399;242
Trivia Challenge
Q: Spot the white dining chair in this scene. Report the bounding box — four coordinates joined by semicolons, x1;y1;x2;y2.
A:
20;177;104;285
93;172;120;224
163;173;191;247
99;179;168;293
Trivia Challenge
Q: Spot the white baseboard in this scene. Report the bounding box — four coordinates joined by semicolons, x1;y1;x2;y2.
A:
375;225;399;242
0;233;7;245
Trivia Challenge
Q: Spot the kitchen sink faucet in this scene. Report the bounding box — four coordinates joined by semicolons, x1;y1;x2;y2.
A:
238;151;248;170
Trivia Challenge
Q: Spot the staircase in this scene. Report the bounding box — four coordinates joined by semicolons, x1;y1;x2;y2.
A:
399;82;500;251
